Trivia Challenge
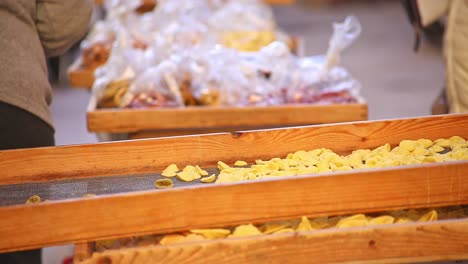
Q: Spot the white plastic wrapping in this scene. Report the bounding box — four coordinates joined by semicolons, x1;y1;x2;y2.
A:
88;3;363;109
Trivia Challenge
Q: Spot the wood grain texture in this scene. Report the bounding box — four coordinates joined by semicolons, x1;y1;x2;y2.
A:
87;102;368;133
77;219;468;264
0;161;467;253
0;114;466;185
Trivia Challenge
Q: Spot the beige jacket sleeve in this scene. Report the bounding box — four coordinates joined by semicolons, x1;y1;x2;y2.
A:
416;0;450;26
36;0;93;57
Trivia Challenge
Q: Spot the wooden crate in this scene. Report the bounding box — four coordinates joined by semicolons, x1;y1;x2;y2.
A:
87;96;368;140
0;114;467;263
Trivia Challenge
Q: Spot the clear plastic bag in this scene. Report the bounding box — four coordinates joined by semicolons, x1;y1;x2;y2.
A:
286;16;362;104
92;28;136;108
119;60;184;108
320;15;362;78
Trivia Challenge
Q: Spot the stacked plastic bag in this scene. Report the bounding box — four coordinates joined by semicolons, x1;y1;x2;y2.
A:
87;0;362;109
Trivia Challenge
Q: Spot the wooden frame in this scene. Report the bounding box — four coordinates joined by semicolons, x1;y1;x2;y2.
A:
0;114;466;263
76;218;468;264
86;96;368;139
67;57;96;89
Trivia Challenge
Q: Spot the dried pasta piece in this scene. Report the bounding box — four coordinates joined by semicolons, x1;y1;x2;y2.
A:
429;145;445;153
200;174;216;183
159;234;186;245
181;234;205;243
229;224;262;238
336;214;368;228
449;136;466;146
418;210;438;222
26;195;41;204
195;165;209;176
234;160;248;167
434;139;451;148
296;216;315;231
273;228;295;234
217;161;230;171
399;140;417;152
261;222;292;234
190;229;231;239
176;171;195;182
162;164;179;177
154;179;174;189
417;139;433;149
413;147;429;156
369;215;395;225
316;160;330;172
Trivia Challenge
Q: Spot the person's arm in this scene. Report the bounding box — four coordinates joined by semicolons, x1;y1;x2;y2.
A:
36;0;93;57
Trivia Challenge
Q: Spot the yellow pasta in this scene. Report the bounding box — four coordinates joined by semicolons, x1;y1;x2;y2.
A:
217;161;230;171
26;195;41;204
161;164;179;177
399;140;417;152
200;174;216;183
195;165;209;176
158;137;466;185
154;178;174;189
296;216;315;231
261;222;292;234
234;160;248;167
190;229;231;239
368;215;395;225
229;224;262;238
418;210;438;222
336;214;368;228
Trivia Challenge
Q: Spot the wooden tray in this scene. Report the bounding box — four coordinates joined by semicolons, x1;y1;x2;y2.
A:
87;96;368;139
67;57;96;89
0;114;466;263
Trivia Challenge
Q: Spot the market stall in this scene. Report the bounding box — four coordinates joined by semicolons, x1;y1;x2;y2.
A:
0;114;467;263
68;1;368;140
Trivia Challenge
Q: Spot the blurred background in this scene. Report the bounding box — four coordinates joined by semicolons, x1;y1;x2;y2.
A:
49;0;445;147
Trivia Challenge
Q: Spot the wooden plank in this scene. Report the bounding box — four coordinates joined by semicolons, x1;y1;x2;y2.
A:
67;58;95;90
87;102;368;133
0;161;467;253
0;114;466;185
77;218;468;264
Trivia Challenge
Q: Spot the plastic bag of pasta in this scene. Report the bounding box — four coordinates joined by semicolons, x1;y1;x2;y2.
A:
208;0;277;52
119;60;185;109
285;16;363;104
92;28;136;109
286;56;362;104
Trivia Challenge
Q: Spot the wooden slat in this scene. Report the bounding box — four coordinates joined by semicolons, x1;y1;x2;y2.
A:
87;102;368;133
0;114;466;185
77;219;468;264
0;161;467;253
